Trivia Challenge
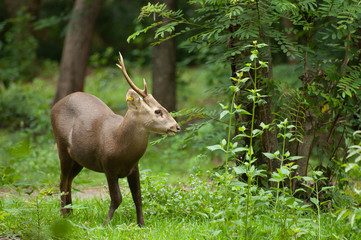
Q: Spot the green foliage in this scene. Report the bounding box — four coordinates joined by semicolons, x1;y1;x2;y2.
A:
303;171;335;240
337;66;361;98
0;132;58;188
130;0;361;189
275;90;306;143
89;46;116;68
0;8;38;87
132;0;359;63
0;78;52;133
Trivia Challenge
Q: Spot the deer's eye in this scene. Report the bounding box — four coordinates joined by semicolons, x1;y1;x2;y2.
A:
155;110;162;115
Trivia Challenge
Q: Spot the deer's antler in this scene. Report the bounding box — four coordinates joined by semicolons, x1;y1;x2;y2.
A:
117;52;148;98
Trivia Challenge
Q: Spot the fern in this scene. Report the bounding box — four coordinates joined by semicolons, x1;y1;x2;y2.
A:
127;22;163;43
275;90;306;143
337;66;361;98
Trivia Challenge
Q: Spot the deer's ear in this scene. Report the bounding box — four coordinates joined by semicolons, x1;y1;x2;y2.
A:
126;89;142;110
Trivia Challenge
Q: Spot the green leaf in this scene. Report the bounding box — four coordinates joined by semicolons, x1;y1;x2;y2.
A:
233;147;248;153
231;181;248;188
219;103;228;109
260;122;269;129
321;186;334;192
236;109;252;115
336;209;349;221
285;197;295;205
280;166;290;176
310;197;319;206
127;22;163;43
301;183;314;191
238;126;246;132
233;166;247;175
252;129;263;136
234;133;250;139
270;171;286;182
220;110;229;120
207;145;224;152
285;133;293;139
269;174;286;182
250;54;258;61
302;176;313;182
345;163;359;172
288;156;304;161
313;171;323;177
263;152;277;160
350;213;356;228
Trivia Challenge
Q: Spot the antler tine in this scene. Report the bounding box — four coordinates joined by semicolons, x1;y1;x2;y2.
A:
117;52;148;98
142;78;148;96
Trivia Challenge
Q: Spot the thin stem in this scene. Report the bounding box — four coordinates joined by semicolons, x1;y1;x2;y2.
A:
225;90;237;171
248;54;258;159
244;181;250;240
245;45;259;240
37;197;40;240
274;127;285;210
316;181;321;240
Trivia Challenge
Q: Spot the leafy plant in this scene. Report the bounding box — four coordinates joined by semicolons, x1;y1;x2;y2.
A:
303;171;334;240
0;7;38;87
206;42;272;239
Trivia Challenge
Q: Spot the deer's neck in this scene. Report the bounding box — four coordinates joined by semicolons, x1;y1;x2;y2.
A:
116;111;149;156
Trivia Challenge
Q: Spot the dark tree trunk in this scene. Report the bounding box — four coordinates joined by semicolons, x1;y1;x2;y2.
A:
53;0;103;105
152;0;177;112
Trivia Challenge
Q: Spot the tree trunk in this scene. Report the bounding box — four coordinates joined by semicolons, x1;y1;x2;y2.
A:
152;0;177;112
53;0;103;105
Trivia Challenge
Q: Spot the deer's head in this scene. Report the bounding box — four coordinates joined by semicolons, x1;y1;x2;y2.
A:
117;53;180;136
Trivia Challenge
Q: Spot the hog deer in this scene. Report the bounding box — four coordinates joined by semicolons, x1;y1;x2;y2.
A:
50;53;180;226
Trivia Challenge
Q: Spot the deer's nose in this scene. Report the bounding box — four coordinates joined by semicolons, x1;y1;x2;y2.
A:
170;124;181;133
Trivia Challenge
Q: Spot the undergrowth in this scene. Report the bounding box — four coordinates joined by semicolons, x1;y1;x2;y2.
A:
1;169;360;239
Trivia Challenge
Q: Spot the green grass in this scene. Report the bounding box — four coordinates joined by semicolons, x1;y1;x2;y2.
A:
2;177;360;240
0;190;222;239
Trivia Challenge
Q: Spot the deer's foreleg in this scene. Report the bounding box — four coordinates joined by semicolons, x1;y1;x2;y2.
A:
104;174;122;226
127;165;144;227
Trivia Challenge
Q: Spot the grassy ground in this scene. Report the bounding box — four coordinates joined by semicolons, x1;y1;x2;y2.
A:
2;178;360;240
1;63;360;239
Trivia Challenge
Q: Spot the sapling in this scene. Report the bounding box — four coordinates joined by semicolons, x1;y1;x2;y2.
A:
208;41;269;239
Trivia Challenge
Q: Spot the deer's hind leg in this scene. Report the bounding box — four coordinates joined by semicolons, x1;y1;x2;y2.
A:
58;148;83;216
